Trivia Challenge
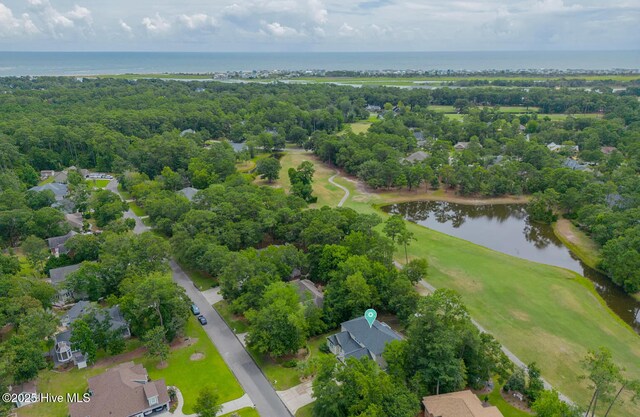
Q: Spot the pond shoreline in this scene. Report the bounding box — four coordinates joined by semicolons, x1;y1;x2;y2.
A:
382;200;640;333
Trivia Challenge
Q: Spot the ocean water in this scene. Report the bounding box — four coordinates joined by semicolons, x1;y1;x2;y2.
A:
0;51;639;76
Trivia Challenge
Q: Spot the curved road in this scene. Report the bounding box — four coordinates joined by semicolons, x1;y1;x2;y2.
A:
328;171;350;207
109;179;292;417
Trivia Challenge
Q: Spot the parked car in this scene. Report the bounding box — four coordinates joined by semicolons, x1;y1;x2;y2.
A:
190;304;200;315
197;315;207;325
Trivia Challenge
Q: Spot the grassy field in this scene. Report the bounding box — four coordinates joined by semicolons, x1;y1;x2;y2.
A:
344;121;372;134
553;218;601;270
18;317;243;417
289;156;640;416
270;148;346;208
128;201;146;216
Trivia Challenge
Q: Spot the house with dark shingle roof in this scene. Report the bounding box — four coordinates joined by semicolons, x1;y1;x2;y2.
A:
328;316;402;368
402;151;430;163
48;264;81;306
47;230;77;257
29;182;69;201
178;187;199;202
68;362;169;417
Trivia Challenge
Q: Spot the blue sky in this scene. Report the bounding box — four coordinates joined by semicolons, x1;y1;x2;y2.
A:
0;0;638;51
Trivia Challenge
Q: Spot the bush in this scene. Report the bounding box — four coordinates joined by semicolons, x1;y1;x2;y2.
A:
282;359;298;368
319;343;331;354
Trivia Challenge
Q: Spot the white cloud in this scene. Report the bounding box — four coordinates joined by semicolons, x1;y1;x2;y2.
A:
338;22;358;37
0;3;39;37
177;13;218;32
308;0;328;24
26;0;93;38
119;19;132;34
142;13;171;35
262;21;299;37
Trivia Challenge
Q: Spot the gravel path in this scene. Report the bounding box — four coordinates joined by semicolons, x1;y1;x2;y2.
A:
328;172;350;207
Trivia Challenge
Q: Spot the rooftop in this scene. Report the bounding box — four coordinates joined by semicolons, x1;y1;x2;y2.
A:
49;264;81;285
69;362;169;417
423;390;504;417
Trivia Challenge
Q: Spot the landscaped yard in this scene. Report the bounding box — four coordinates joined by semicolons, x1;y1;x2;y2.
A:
128;201;146;216
180;261;218;290
249;331;337;391
18;316;243;417
476;379;532;417
214;299;251;333
285;152;640;416
142;316;243;414
86;179;110;188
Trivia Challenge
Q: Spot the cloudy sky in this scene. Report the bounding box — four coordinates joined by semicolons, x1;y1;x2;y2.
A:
0;0;638;51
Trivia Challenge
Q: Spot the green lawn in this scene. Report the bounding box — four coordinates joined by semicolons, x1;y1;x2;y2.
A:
222;407;261;417
477;379;532;417
269;148;345;208
295;403;314;417
128;201;147;216
444;113;465;121
375;217;640;416
142;317;243;414
429;105;456;112
541;113;602;121
19;317;243;417
86;179;110;188
347;121;372;134
179;261;218;290
290;154;640;416
214;300;251;334
249;331;337;391
37;176;55;186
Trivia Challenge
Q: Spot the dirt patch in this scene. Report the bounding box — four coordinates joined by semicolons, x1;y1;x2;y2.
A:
171;337;198;350
501;390;532;412
555;219;580;246
190;352;205;361
156;361;168;369
94;346;146;368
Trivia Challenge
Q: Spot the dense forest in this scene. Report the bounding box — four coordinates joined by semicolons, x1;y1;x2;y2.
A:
0;77;638;291
0;76;638;417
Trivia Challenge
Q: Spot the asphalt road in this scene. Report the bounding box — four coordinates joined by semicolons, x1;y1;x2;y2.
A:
170;261;292;417
110;179;292;416
328;171;350;207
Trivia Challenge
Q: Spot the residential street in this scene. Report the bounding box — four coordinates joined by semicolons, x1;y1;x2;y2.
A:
111;179;292;417
170;260;292;417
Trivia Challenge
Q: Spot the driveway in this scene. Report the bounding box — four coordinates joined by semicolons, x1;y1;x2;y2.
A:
277;381;314;414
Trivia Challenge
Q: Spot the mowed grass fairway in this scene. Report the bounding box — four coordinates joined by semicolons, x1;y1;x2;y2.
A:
274;148;347;208
292;155;640;416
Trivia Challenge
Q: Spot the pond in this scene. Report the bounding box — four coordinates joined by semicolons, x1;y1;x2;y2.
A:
382;200;640;333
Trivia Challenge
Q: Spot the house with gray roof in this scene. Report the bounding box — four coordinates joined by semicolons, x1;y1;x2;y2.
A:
180;128;196;137
292;279;324;308
178;187;199;201
402;151;430;163
563;158;590;171
454;141;470;151
48;264;81;306
54;301;130;368
29;182;69;201
327;316;402;368
47;230;77;257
